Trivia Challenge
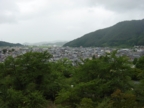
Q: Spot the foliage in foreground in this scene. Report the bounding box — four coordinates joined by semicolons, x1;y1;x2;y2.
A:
0;51;144;108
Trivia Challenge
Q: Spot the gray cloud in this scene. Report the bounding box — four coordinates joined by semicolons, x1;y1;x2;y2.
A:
0;0;19;23
0;0;144;43
87;0;144;12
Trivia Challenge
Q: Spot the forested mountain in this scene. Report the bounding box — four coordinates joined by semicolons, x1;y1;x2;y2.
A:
0;41;23;47
64;19;144;47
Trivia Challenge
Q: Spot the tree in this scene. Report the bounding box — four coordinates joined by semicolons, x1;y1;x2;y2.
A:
110;89;137;108
56;51;133;107
2;49;7;54
136;56;144;70
0;51;64;107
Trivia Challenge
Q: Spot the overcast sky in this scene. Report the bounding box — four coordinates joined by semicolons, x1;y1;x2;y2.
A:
0;0;144;44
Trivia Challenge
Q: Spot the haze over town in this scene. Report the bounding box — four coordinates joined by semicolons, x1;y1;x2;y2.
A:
0;0;144;44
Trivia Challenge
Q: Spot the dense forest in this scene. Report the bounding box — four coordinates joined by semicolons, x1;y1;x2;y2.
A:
0;41;23;47
64;19;144;47
0;51;144;108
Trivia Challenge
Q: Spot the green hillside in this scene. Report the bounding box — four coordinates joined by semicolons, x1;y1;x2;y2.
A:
0;41;23;47
64;19;144;47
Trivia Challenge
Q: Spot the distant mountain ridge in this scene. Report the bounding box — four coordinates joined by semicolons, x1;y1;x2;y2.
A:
64;19;144;47
24;41;67;46
0;41;23;47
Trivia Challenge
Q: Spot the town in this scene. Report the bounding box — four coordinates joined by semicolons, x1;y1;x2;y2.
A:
0;46;144;64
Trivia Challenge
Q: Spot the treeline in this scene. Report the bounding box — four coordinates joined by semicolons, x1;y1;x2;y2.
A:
0;51;144;108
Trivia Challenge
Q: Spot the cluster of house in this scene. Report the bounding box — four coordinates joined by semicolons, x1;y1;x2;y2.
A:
48;47;113;62
0;46;144;63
